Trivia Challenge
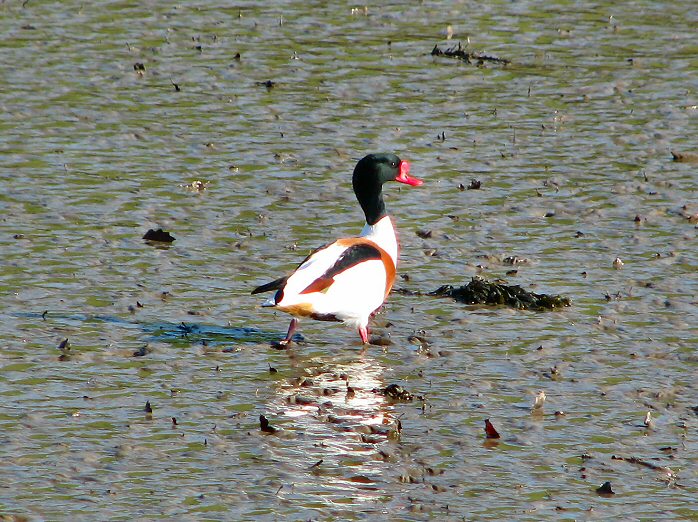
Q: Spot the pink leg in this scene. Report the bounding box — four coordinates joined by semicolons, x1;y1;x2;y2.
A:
276;318;299;347
359;325;369;344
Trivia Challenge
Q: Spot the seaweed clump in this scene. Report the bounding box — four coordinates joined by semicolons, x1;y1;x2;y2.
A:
431;42;510;65
429;277;570;311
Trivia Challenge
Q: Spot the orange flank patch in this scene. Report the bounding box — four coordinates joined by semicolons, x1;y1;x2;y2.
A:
300;277;333;295
276;303;316;318
380;248;396;298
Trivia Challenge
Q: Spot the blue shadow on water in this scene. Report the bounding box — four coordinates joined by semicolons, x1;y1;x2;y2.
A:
14;312;275;346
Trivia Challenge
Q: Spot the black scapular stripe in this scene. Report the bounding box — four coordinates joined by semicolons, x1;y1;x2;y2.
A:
324;243;382;280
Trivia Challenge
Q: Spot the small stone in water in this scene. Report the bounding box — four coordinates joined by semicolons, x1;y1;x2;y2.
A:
379;384;415;401
532;390;546;410
143;228;175;243
596;481;615;495
484;419;500;439
260;414;277;433
133;345;150;357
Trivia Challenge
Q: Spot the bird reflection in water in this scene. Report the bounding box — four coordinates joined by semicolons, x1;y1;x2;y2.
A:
262;351;408;498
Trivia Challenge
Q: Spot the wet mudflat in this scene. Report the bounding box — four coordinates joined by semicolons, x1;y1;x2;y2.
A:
1;0;697;519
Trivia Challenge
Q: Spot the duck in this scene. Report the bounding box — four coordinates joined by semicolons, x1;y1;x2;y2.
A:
252;153;423;347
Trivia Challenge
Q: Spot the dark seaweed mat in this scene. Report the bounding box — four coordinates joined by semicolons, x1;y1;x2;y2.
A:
424;277;570;310
429;277;570;310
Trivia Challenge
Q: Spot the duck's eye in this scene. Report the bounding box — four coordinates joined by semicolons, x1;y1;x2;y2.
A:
390;161;397;167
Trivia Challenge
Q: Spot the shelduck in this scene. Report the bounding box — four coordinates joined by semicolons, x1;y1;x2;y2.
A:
252;153;423;346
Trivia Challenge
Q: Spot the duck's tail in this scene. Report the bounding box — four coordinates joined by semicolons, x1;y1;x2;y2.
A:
251;276;288;295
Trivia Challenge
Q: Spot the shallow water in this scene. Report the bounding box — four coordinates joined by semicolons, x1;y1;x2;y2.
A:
1;0;697;519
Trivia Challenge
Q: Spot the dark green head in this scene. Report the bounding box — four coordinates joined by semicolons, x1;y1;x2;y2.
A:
352;153;422;225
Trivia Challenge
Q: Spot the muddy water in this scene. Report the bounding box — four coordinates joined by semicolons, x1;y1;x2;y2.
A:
1;0;697;519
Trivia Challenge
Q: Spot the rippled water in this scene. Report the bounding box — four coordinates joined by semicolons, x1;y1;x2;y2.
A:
1;0;697;519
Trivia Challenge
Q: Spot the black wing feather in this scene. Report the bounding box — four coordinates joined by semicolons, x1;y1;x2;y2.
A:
251;276;288;295
251;242;335;295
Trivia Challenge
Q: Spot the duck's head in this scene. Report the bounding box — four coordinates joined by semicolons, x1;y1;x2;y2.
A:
353;153;423;189
352;153;422;225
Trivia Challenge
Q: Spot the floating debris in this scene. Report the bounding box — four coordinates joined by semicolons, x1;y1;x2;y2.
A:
375;384;419;401
257;80;275;89
671;151;698;163
260;414;277;433
57;338;70;352
611;455;674;477
143;228;175;243
181;180;208;191
369;333;392;346
431;42;510;65
484;419;500;439
58;338;71;361
133;345;151;357
532;390;546;411
643;411;652;427
407;334;430;350
596;481;615;495
428;277;571;311
502;255;530;265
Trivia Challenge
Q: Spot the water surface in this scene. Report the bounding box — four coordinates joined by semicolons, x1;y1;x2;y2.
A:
1;0;697;519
